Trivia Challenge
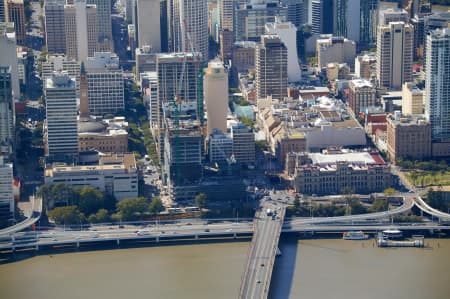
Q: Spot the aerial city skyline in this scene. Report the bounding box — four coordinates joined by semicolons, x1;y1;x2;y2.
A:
0;0;450;298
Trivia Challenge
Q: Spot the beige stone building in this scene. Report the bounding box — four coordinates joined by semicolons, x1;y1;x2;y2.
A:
386;113;431;162
292;151;391;195
402;82;423;115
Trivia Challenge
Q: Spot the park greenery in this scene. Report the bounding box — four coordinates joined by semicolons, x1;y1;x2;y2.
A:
398;159;450;187
38;184;166;225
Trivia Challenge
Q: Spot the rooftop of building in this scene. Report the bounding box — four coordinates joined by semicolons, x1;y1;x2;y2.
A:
351;79;373;89
404;82;423;94
45;153;136;176
78;116;128;135
259;95;361;132
429;27;450;38
233;41;258;49
86;52;121;72
387;113;429;126
157;52;202;62
45;72;76;89
308;149;379;166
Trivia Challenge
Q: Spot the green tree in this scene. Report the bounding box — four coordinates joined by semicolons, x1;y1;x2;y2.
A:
116;197;149;221
77;186;104;215
47;206;85;225
94;209;110;223
149;196;164;214
369;198;389;212
195;193;208;209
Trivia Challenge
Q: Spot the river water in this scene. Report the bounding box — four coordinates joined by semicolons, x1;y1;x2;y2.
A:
0;239;449;299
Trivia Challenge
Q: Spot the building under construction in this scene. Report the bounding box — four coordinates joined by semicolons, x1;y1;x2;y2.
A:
163;118;203;200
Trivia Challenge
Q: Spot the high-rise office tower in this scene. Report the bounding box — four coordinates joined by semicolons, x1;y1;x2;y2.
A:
410;0;431;19
378;8;408;25
331;0;379;45
281;0;307;29
135;0;168;53
334;0;361;42
0;66;14;156
172;0;208;60
204;60;228;135
7;0;25;44
136;0;161;51
265;21;301;82
44;0;67;54
425;28;450;156
376;20;413;90
360;0;379;46
311;0;333;35
0;156;13;222
85;52;124;116
0;22;19;99
87;0;112;51
255;34;288;100
44;71;78;161
0;0;7;22
234;0;288;42
64;0;98;62
219;0;233;32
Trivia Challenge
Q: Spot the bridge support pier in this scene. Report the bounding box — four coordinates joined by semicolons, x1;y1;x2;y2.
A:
35;244;39;251
156;236;159;243
76;242;80;249
233;232;237;239
117;239;120;246
195;234;198;240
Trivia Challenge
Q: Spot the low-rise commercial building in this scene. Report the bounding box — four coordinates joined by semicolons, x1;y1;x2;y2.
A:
44;153;138;201
316;35;356;69
386;112;431;161
231;123;255;165
402;82;423;115
78;117;128;153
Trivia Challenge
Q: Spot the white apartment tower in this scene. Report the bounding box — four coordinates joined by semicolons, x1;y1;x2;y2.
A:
64;0;98;62
44;0;66;54
85;52;124;116
172;0;208;60
44;72;78;161
204;60;228;135
425;28;450;144
0;66;14;156
376;21;413;90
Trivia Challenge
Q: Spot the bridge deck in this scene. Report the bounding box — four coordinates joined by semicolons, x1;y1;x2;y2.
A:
239;205;285;299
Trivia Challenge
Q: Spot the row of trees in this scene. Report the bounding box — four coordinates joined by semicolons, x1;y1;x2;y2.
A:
45;196;165;225
397;159;448;172
38;183;167;224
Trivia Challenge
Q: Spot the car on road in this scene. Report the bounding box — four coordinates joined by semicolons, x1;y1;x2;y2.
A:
92;233;100;238
204;228;210;232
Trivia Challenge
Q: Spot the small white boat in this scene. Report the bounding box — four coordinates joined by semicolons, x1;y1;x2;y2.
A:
343;231;369;240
